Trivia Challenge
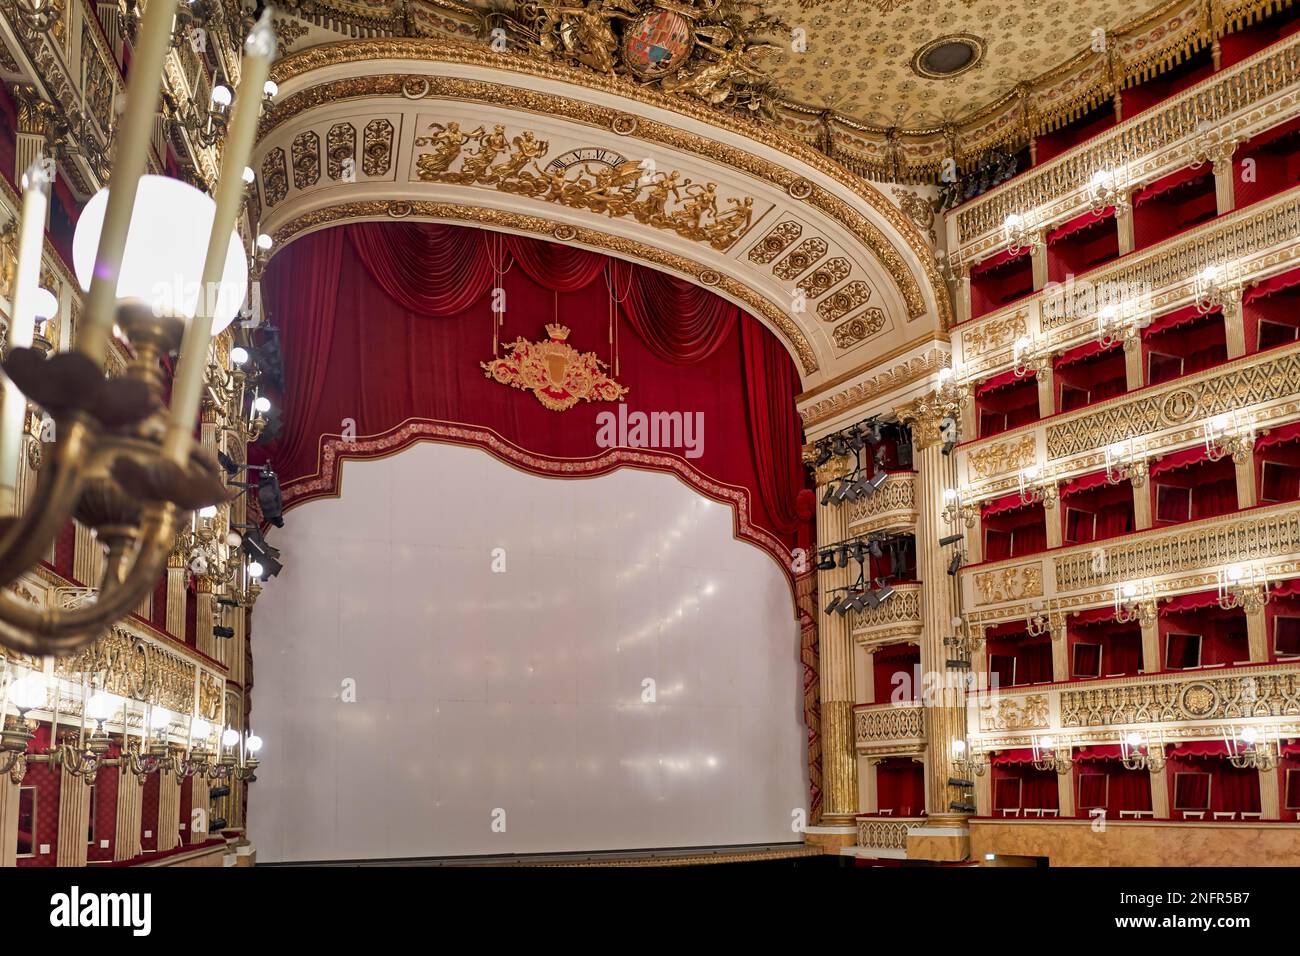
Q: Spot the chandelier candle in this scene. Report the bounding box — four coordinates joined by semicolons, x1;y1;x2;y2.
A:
0;162;50;516
162;13;277;467
74;0;180;366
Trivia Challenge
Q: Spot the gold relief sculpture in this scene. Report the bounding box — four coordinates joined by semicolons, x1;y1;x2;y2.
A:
963;312;1028;357
975;564;1043;606
51;626;201;713
891;187;936;245
414;121;759;251
980;694;1050;732
796;257;850;300
832;309;886;349
198;672;223;722
969;433;1036;480
291;130;321;190
772;237;826;280
1060;670;1300;727
747;220;800;264
261;147;289;206
327;122;357;180
481;323;629;411
363;118;395;176
816;280;872;324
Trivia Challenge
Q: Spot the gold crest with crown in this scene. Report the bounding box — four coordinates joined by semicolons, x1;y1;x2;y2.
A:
482;323;628;412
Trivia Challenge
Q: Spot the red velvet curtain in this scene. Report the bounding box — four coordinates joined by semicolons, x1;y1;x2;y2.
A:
261;223;808;545
877;758;925;816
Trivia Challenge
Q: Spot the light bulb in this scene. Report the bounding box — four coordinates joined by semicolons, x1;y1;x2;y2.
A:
1004;213;1022;229
943;488;957;501
222;728;241;748
198;505;218;520
938;367;952;382
1227;564;1244;582
1122;582;1138;598
1242;727;1258;745
226;531;243;549
247;561;264;579
150;707;172;729
246;734;263;754
191;718;211;740
87;691;117;722
263;79;278;99
241;166;256;184
953;740;966;755
210;84;232;108
8;672;47;711
1125;732;1142;747
253;396;271;414
256;233;274;251
32;286;58;321
1040;736;1054;749
1023;466;1038;480
230;346;249;365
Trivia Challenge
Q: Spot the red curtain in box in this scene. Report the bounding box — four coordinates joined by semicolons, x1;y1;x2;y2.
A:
1141;307;1228;384
876;757;925;816
1264;587;1300;659
969;251;1034;321
1066;615;1142;679
873;642;920;703
1131;166;1217;251
975;371;1039;438
1046;209;1118;283
1035;107;1116;164
1060;469;1135;544
1280;750;1300;820
1150;451;1237;526
14;724;59;867
1166;749;1262;817
1245;267;1300;353
991;760;1060;812
258;223;810;560
1053;339;1127;412
1235;114;1300;211
982;497;1048;560
985;621;1053;686
1159;593;1250;669
1256;420;1300;504
1072;752;1153;816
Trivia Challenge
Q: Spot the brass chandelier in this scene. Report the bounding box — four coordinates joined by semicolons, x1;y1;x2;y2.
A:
0;2;277;657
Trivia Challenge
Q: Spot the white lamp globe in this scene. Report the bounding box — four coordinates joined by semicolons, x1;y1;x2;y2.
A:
230;346;250;365
87;691;117;723
191;718;211;740
72;175;249;336
256;233;273;251
247;561;264;579
263;79;278;98
210;84;232;108
246;734;263;754
241;166;256;184
8;672;47;712
32;287;58;321
253;395;271;413
150;707;172;729
222;727;241;748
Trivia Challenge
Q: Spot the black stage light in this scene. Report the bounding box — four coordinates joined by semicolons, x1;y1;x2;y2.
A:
825;593;844;615
831;436;848;457
868;470;889;492
875;582;896;603
258;469;284;527
869;538;883;558
216;597;241;608
209;786;230;799
213;625;235;639
837;545;850;568
209;817;228;831
815;442;832;466
821;480;839;505
948;551;963;575
863;590;880;611
946;659;971;670
949;801;976;814
817;550;836;571
217;450;241;476
939;533;964;547
949;777;975;790
845;425;866;452
941;439;956;456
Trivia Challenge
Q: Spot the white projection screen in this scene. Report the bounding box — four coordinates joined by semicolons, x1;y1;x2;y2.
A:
248;442;807;862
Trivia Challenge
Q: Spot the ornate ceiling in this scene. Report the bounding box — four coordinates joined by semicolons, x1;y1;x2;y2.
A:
266;0;1250;179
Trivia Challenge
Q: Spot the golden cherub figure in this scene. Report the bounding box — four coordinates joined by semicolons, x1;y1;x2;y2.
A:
534;0;641;74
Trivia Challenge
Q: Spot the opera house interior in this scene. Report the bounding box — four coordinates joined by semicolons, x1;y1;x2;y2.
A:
1;0;1300;895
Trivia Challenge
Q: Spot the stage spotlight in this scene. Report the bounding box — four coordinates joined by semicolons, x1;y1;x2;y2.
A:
815;442;832;466
213;625;235;640
824;593;844;615
867;470;889;493
817;550;836;571
209;786;230;800
875;582;896;603
863;590;881;611
217;450;240;476
939;533;964;547
868;537;884;558
821;480;839;505
845;425;867;452
948;777;974;789
948;551;964;575
946;658;971;670
949;801;976;814
209;817;228;830
258;469;284;527
216;597;241;608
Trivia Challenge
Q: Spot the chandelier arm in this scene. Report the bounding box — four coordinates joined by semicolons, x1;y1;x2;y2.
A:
0;504;181;654
0;417;96;589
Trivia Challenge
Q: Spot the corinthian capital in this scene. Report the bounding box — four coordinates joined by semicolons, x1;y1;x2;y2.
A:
895;389;964;450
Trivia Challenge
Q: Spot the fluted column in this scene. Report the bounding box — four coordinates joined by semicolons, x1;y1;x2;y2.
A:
1223;289;1247;360
1057;763;1076;818
1212;152;1237;215
814;453;858;823
188;774;211;842
113;764;143;861
156;764;182;852
954;263;972;327
1149;763;1170;819
195;583;216;659
1030;234;1048;291
1124;335;1144;391
861;756;879;813
898;392;968;824
1115;194;1135;255
1036;364;1055;418
1132;470;1153;531
1244;589;1270;662
1043;489;1062;549
975;766;992;816
56;762;92;867
1259;766;1281;820
165;553;187;637
11;86;57;205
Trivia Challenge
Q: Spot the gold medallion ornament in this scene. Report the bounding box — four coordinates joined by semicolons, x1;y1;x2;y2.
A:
481;324;629;411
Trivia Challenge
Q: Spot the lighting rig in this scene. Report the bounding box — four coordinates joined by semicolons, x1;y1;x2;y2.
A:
819;531;907;615
810;417;912;506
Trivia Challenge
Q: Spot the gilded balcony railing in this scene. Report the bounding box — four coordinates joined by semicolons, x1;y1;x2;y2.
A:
856;816;925;853
851;583;923;646
854;701;925;755
846;471;918;535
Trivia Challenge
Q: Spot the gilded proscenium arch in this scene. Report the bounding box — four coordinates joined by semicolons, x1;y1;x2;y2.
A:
256;38;950;382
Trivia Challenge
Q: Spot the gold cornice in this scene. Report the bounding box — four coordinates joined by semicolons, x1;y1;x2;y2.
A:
267;198;818;373
799;347;950;430
797;332;949;402
262;37;950;329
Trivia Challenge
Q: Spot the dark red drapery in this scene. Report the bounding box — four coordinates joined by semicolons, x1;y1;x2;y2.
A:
261;222;808;552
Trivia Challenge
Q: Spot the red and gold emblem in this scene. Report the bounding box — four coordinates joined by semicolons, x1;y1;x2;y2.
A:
481;324;628;411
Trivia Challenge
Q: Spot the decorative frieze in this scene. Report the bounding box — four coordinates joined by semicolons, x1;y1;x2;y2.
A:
851;583;922;646
1060;670;1300;728
854;703;925;753
858;817;923;852
974;563;1043;606
846;472;917;535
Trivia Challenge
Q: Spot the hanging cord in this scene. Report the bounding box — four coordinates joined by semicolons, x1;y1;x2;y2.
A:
489;232;516;356
605;260;633;377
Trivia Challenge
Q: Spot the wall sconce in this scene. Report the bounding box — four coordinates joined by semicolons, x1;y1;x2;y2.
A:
1224;725;1280;771
1003;213;1041;257
1217;563;1270;613
1203;409;1255;464
1096;302;1141;351
1120;731;1165;772
1026;600;1063;640
952;739;988;778
1114;581;1158;626
11;0;60;39
209;727;261;782
1192;262;1242;315
1104;437;1147;486
1087;167;1129;216
1031;735;1072;774
942;487;977;528
1011;335;1050;378
1018;465;1056;508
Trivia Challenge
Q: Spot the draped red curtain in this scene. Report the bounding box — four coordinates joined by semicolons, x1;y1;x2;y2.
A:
876;758;925;816
260;222;809;550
